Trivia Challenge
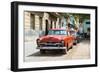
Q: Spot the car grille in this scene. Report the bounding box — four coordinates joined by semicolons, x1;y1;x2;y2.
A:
39;42;63;47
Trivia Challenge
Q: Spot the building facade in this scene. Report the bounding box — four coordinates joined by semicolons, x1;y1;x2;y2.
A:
24;11;63;36
24;12;88;36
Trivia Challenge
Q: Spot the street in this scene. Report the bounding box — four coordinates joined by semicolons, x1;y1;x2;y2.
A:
24;38;90;62
24;11;91;62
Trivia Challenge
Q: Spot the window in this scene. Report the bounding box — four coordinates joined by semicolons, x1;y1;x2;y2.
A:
48;30;67;35
86;21;90;24
31;14;35;30
39;17;42;30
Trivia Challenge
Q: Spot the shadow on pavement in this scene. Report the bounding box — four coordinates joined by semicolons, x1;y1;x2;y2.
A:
27;51;65;57
81;40;90;44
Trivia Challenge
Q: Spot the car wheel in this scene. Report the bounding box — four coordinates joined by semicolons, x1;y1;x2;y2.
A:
71;41;74;49
62;44;68;54
73;40;77;45
70;44;73;49
40;49;46;54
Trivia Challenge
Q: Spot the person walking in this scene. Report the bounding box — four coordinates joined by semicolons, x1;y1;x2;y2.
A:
66;23;71;36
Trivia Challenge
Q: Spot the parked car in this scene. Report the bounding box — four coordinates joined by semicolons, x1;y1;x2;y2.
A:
36;28;74;54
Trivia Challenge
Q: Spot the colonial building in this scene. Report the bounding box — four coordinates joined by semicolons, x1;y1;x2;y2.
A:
24;11;63;36
24;11;86;36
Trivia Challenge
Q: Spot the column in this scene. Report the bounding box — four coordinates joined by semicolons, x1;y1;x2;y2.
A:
24;12;31;31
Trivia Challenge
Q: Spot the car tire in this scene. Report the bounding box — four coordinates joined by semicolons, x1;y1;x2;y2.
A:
70;44;73;49
73;40;77;45
62;44;68;54
71;41;74;49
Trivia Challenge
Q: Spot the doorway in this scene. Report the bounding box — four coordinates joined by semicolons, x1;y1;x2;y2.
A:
45;20;49;35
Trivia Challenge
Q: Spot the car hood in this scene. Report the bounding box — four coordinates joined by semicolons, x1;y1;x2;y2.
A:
39;35;66;43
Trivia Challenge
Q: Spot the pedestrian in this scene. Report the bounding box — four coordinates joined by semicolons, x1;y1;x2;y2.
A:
87;28;90;39
79;22;83;40
66;23;71;35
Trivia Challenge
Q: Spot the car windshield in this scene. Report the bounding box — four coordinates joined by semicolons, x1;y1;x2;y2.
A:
48;30;67;35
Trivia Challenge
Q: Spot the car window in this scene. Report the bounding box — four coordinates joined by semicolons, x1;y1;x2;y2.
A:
60;30;67;35
48;30;67;35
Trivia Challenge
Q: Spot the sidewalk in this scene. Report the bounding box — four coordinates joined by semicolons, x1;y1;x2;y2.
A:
24;29;39;57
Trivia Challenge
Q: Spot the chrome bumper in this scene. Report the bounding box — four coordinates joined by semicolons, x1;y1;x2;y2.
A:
36;46;66;49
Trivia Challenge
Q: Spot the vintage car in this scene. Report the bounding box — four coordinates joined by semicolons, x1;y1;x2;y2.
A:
36;28;74;54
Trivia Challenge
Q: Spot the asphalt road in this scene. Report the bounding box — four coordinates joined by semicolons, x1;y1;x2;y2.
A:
24;39;90;62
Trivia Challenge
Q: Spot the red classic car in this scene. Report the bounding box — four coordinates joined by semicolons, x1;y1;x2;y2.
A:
36;28;74;54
